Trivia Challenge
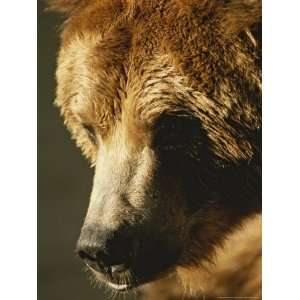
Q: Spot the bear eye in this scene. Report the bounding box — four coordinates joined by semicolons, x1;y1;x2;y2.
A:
153;114;197;152
82;124;98;145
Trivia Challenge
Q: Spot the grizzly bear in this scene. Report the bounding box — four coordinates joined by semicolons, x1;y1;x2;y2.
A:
49;0;261;299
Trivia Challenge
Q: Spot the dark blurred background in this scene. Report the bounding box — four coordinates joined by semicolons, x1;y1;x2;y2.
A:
38;1;133;299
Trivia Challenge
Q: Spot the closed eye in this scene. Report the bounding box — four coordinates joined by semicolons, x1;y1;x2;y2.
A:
153;114;200;152
82;124;98;145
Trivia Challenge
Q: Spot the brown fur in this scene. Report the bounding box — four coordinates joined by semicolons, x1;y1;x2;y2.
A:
50;0;261;299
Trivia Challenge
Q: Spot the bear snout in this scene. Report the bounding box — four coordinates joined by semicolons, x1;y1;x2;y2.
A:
76;225;135;279
75;223;181;289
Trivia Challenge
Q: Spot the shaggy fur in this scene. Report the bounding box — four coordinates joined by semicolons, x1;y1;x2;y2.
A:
50;0;261;299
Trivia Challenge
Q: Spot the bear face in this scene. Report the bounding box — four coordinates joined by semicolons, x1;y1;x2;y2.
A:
51;0;261;294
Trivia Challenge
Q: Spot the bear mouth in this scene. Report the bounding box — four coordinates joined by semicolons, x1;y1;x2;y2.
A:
85;237;182;292
98;268;170;292
106;282;132;291
90;260;176;292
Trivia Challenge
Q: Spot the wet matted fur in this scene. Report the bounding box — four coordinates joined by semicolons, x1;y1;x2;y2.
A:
49;0;261;299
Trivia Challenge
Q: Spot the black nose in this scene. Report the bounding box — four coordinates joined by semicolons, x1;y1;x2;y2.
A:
76;226;134;278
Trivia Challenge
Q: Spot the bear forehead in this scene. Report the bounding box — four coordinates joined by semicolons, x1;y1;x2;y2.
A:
56;3;204;129
54;0;261;163
56;28;196;128
55;0;226;124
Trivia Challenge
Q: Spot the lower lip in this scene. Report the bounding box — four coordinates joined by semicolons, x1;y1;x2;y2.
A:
107;282;132;291
105;266;175;291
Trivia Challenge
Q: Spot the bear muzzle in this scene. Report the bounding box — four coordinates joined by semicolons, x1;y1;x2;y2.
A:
75;223;181;291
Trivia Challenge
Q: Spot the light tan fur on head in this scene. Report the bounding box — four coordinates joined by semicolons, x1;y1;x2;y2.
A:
51;0;261;298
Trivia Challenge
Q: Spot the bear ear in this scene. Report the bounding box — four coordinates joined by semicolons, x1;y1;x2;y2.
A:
221;0;261;34
46;0;86;14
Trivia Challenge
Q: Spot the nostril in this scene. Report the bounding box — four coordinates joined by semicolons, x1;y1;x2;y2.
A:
77;248;103;274
77;249;97;262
